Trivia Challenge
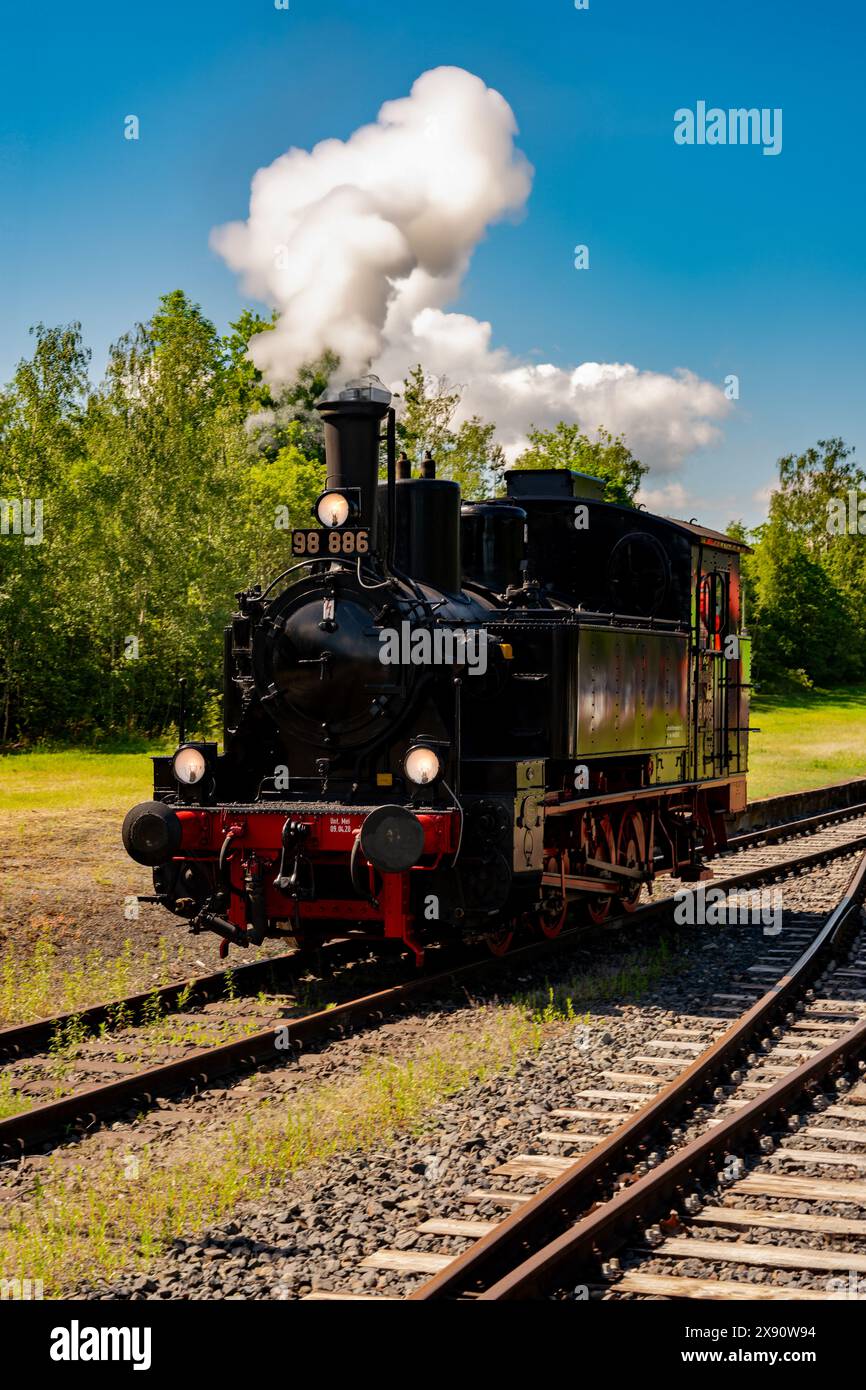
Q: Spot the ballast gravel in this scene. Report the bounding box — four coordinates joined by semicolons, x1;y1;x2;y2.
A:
74;854;859;1301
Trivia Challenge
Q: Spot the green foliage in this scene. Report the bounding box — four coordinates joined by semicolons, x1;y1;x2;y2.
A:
244;348;340;466
730;438;866;689
396;364;505;497
221;308;277;415
515;421;647;505
1;289;859;743
0;294;326;743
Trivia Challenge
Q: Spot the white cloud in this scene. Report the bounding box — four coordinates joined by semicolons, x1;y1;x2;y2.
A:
752;479;775;505
213;65;731;475
637;479;693;515
378;312;729;470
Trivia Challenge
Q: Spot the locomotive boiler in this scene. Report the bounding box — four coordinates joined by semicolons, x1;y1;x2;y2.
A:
122;375;750;963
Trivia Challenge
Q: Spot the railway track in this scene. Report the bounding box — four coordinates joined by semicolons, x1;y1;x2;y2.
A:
325;848;866;1301
724;797;866;853
3;805;866;1162
4;790;862;1073
0;945;323;1064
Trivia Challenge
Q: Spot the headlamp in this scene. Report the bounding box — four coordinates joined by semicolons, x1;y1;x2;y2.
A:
404;745;441;786
315;492;352;528
172;745;207;786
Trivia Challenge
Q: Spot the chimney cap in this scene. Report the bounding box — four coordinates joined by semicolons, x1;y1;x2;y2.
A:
318;374;391;407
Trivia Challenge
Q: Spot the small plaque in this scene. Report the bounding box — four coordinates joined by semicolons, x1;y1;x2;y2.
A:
291;528;370;557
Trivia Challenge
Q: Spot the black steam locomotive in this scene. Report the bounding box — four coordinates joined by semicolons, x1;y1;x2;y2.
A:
122;376;750;963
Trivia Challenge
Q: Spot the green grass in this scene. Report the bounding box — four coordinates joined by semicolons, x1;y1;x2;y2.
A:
0;747;169;814
0;933;189;1027
0;1074;32;1121
3;678;861;817
519;937;681;1022
2;684;866;816
1;1008;541;1296
749;684;866;800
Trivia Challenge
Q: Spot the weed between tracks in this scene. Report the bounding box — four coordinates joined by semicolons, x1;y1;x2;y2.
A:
519;934;679;1021
1;1010;280;1121
0;928;334;1035
0;1073;31;1120
0;948;274;1120
0;934;683;1294
0;933;191;1027
0;1007;542;1295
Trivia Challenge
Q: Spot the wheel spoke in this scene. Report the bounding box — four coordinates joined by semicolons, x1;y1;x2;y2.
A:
583;813;616;925
535;856;567;938
615;809;646;913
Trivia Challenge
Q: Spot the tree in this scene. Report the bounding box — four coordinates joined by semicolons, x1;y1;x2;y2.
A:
771;438;863;556
0;323;92;740
0;295;324;745
241;348;339;465
729;439;866;689
221;308;276;415
514;422;646;505
748;531;857;686
396;365;505;497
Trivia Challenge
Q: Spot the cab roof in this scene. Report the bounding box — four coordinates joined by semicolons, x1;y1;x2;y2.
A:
663;516;751;552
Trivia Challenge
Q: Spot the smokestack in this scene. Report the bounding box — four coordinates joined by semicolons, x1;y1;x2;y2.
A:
315;376;392;551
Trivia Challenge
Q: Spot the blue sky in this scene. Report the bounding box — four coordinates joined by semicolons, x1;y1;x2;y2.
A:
1;0;863;528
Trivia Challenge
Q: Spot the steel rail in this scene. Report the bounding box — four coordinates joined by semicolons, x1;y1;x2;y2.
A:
0;914;656;1155
411;846;866;1300
484;1013;866;1300
0;939;364;1062
4;830;866;1158
0;965;473;1155
725;798;866;852
5;794;861;1065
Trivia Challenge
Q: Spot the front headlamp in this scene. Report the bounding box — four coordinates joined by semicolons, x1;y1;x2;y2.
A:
315;491;352;528
172;745;207;786
404;745;441;786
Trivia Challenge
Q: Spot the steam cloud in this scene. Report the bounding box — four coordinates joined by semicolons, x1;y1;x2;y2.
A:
213;66;730;474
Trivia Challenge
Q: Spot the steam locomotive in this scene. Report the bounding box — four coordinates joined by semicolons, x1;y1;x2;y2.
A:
122;376;750;963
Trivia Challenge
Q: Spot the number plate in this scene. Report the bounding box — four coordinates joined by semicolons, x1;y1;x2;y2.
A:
291;528;370;557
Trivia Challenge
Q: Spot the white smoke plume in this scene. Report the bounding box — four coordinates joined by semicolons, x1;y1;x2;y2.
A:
213;66;730;474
